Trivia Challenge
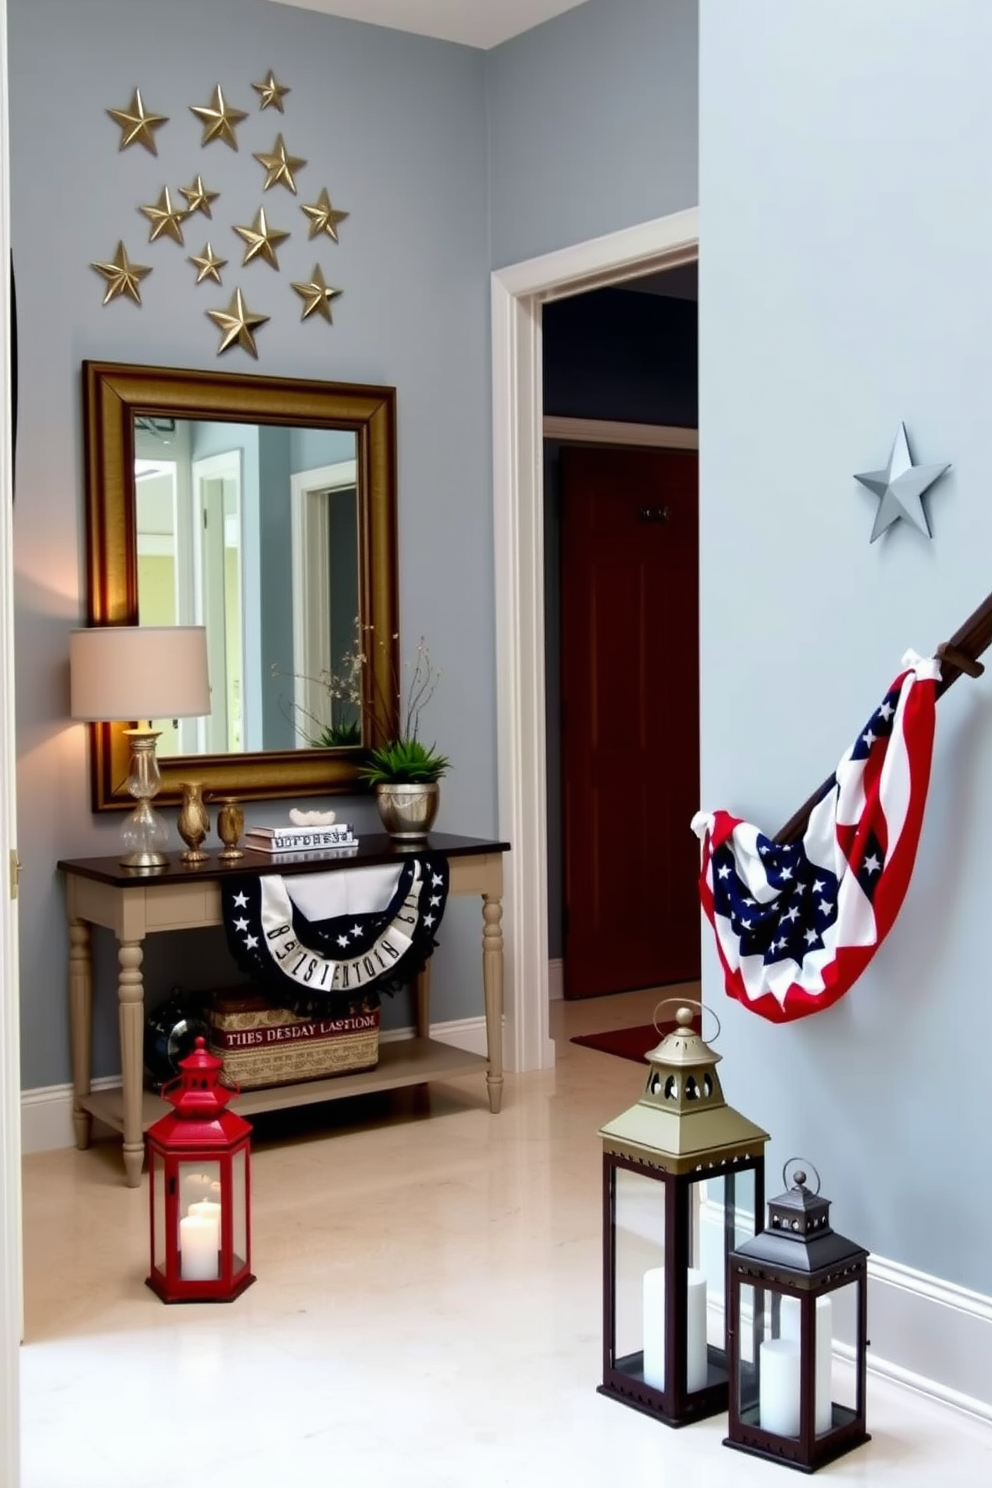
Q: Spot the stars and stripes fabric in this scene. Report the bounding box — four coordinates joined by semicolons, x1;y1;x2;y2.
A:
221;855;449;1017
692;652;940;1024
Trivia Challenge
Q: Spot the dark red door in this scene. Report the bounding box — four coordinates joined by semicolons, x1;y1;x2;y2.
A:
560;444;700;998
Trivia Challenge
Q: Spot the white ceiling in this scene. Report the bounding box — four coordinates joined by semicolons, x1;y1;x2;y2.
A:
266;0;590;50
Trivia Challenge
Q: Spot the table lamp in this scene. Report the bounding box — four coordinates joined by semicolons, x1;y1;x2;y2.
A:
70;625;211;869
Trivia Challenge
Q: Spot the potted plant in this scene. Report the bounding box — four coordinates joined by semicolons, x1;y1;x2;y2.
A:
357;640;450;839
358;737;450;840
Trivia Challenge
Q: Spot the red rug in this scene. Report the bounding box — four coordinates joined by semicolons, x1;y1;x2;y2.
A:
570;1022;667;1064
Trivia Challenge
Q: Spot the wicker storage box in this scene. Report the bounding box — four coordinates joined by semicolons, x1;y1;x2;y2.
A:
207;987;380;1091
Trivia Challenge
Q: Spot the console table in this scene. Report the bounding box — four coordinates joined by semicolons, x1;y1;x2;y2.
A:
58;832;510;1187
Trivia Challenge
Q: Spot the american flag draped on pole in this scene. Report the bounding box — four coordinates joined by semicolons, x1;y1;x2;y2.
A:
692;652;940;1024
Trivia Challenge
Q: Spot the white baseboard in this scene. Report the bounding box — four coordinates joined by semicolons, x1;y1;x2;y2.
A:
20;1074;122;1155
390;1014;492;1059
21;1016;493;1155
861;1256;992;1422
548;959;564;1001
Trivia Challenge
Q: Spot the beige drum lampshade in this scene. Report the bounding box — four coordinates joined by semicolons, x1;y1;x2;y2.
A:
70;625;210;722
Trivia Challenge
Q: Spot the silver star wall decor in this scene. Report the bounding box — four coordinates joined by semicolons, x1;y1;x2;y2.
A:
854;423;951;542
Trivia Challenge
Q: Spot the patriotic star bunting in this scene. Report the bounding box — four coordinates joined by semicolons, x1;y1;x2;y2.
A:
693;652;940;1022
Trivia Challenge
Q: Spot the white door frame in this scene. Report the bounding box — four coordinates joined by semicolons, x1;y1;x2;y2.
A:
490;206;699;1075
0;0;22;1478
290;459;358;733
192;448;244;753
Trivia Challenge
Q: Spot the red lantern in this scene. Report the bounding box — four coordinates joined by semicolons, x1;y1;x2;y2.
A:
146;1037;255;1303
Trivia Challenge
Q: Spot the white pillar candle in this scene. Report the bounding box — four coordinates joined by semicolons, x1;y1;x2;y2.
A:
188;1197;221;1233
779;1295;833;1434
641;1267;709;1393
179;1214;220;1281
759;1337;801;1436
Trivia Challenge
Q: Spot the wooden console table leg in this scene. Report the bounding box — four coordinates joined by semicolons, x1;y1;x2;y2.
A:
482;894;504;1114
68;918;93;1151
118;940;146;1188
414;960;432;1041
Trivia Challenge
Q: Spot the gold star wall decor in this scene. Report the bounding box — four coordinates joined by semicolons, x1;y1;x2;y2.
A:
179;175;219;218
207;286;270;357
139;187;187;244
189;242;227;285
106;88;169;154
190;85;248;149
301;187;349;242
90;241;152;305
253;134;306;193
252;70;291;112
233;206;290;269
291;265;341;323
100;70;357;355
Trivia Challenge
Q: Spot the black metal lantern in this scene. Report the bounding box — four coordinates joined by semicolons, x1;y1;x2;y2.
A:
725;1162;870;1472
598;1006;768;1428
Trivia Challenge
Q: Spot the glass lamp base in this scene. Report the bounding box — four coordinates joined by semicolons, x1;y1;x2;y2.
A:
120;800;170;870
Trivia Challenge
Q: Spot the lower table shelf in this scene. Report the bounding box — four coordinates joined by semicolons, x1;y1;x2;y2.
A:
79;1036;489;1135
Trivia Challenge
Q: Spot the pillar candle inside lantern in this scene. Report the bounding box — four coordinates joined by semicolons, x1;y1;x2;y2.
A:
179;1214;220;1281
759;1337;801;1436
642;1267;709;1392
188;1198;222;1255
779;1295;834;1434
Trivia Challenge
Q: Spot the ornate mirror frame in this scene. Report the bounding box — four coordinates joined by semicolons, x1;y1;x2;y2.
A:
83;360;399;810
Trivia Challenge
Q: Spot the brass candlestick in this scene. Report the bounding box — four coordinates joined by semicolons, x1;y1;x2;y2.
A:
217;798;245;860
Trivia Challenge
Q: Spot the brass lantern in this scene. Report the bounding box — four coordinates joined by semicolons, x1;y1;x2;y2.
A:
598;1006;768;1427
724;1162;870;1472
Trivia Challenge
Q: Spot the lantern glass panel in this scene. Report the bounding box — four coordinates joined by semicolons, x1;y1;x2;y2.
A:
177;1159;222;1283
741;1283;806;1436
180;1167;222;1212
736;1281;856;1440
613;1166;666;1386
735;1282;763;1426
822;1280;859;1429
150;1148;167;1277
231;1148;248;1266
691;1167;758;1369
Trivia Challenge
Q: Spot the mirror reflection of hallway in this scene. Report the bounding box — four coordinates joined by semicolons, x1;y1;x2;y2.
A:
134;415;359;756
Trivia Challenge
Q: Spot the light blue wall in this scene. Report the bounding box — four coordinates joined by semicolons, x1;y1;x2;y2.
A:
258;425;295;748
700;0;992;1290
291;427;354;472
10;0;491;1083
486;0;698;266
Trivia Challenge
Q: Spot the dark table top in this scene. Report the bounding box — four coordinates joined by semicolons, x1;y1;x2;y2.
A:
58;832;511;889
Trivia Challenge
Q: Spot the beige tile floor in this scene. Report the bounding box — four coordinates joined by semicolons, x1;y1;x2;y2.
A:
20;987;992;1487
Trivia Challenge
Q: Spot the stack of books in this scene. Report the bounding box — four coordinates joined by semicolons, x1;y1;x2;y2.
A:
243;822;358;855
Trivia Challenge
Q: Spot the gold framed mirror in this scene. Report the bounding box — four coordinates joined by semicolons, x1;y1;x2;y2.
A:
83;360;399;810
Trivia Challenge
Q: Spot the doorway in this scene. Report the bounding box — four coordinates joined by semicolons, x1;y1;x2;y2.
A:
491;205;700;1071
559;444;700;998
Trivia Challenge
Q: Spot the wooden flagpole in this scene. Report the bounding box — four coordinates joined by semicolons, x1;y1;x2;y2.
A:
775;587;992;845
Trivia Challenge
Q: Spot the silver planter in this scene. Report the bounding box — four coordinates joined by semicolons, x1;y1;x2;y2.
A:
375;781;440;840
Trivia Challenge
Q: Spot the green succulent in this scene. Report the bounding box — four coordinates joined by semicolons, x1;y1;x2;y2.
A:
357;737;451;785
309;719;362;748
